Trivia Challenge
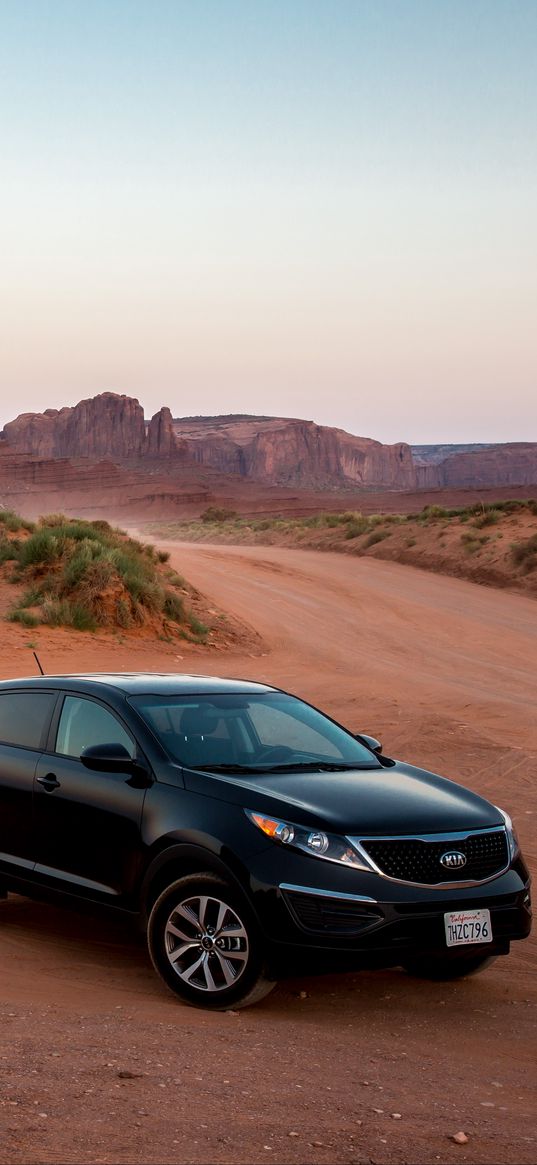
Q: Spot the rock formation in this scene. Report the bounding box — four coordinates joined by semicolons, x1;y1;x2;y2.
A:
416;443;537;489
1;394;536;492
3;393;146;459
171;416;417;489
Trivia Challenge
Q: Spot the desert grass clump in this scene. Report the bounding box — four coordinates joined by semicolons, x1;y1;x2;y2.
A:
511;534;537;572
344;517;370;540
0;509;34;533
364;529;391;548
419;504;449;522
472;509;501;528
200;505;238;523
1;511;208;636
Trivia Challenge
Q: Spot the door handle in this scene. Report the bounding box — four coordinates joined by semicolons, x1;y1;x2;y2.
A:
37;774;61;791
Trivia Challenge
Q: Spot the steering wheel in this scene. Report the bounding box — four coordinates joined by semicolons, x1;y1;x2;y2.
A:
255;745;295;764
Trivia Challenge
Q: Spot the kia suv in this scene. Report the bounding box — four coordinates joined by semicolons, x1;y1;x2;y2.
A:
0;674;531;1009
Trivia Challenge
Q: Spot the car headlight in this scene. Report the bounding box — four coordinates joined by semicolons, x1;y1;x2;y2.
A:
496;806;520;862
245;809;372;872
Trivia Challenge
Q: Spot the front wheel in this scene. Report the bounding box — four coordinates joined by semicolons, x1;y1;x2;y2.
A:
147;873;276;1009
402;953;497;980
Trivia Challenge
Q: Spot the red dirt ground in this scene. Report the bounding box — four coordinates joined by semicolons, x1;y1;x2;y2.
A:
0;544;535;1164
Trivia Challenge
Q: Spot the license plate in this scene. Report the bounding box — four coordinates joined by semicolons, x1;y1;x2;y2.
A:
444;908;492;947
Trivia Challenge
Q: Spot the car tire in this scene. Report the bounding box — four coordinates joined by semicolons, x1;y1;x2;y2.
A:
402;953;497;980
147;872;276;1010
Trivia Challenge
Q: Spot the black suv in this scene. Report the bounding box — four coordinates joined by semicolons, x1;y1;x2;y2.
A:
0;674;531;1009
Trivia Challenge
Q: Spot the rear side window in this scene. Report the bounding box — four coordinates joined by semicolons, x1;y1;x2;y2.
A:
0;691;56;750
55;696;135;759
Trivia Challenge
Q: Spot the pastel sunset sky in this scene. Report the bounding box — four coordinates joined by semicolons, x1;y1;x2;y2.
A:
1;0;535;444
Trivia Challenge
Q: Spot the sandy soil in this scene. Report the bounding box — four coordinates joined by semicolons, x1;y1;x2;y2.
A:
0;544;536;1165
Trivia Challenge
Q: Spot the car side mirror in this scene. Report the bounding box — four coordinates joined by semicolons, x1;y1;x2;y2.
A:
81;743;139;773
356;733;383;755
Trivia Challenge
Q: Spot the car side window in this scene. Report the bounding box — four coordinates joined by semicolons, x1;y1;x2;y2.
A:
55;696;135;760
0;691;56;750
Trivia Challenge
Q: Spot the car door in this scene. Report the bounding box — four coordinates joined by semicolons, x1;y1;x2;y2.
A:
33;693;149;902
0;688;58;874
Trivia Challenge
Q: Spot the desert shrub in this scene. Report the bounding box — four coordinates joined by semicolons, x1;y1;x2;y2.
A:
17;585;44;608
40;598;96;631
200;505;238;523
8;609;40;627
167;571;187;588
163;591;185;622
187;613;208;638
344;517;370;540
61;539;103;588
473;510;500;528
511;535;537;568
0;540;17;564
1;510;206;636
420;504;448;521
461;532;489;554
17;529;61;567
0;509;34;533
364;529;391;548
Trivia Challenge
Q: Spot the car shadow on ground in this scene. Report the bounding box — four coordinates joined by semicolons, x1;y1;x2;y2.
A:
0;892;509;1021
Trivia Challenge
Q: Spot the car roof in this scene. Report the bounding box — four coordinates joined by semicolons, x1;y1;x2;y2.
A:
0;673;278;697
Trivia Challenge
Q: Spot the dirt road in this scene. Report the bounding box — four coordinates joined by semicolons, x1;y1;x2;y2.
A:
1;545;535;1164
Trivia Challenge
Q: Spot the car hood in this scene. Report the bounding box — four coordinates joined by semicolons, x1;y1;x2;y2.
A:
184;761;503;835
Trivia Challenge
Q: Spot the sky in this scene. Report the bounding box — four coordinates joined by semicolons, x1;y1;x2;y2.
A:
0;0;536;445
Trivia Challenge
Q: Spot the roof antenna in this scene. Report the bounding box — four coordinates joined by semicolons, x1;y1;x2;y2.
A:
33;651;45;676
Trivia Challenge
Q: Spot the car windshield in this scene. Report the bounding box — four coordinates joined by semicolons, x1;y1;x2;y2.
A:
129;692;381;772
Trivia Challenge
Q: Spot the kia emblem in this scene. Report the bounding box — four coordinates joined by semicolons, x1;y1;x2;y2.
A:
440;850;467;870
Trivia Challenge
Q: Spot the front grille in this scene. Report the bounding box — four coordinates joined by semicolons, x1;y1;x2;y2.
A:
283;890;383;936
360;829;508;885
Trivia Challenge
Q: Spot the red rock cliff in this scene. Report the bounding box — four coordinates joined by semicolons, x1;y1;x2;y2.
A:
3;393;147;459
172;416;417;489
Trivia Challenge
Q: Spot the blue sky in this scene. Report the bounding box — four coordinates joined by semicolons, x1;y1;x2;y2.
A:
0;1;535;443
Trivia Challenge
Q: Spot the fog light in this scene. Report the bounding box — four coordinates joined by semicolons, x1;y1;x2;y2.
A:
307;831;329;854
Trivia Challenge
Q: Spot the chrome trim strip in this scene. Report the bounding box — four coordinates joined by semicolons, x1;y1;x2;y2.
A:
351;825;505;843
347;826;510;891
279;882;378;904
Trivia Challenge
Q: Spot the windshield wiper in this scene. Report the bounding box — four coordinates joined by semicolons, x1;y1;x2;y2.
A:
190;763;268;774
191;761;371;774
255;762;369;773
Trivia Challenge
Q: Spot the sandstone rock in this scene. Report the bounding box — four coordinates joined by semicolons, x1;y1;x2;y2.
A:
172;415;417;490
147;407;178;456
3;393;146;459
416;443;537;489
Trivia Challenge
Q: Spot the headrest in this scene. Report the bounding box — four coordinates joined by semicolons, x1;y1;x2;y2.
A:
180;705;219;738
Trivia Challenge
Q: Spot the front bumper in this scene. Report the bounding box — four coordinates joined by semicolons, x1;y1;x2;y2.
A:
246;848;532;976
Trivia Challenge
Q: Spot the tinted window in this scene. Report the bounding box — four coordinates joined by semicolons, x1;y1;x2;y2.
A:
0;691;56;750
56;696;135;759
